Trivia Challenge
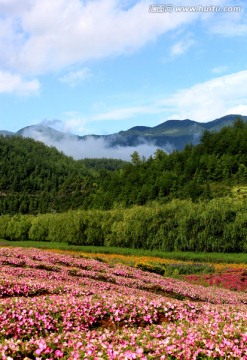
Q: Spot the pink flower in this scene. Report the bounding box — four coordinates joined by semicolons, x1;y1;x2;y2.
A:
54;349;63;358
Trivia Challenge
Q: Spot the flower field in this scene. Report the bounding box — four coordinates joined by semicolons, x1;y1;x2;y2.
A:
184;269;247;292
0;247;247;359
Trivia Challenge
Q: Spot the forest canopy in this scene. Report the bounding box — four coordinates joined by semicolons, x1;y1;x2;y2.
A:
0;118;247;215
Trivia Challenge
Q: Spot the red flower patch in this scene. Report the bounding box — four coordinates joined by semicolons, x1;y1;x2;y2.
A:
184;269;247;291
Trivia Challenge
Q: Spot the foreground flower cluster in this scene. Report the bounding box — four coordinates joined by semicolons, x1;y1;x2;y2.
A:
0;247;246;359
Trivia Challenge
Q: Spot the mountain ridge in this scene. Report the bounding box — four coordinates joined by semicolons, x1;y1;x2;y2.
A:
1;114;246;156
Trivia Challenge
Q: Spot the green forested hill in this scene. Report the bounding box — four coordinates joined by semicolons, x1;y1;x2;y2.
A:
0;119;247;215
0;135;93;213
89;118;247;208
0;135;128;214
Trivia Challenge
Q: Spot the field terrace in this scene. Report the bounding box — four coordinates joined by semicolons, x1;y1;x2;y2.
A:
0;247;246;359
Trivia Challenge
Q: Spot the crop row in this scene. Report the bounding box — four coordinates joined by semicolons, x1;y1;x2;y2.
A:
0;247;247;359
1;247;246;304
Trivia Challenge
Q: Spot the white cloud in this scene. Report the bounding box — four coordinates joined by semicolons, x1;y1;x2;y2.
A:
59;68;92;87
93;101;169;122
0;71;40;95
211;65;228;74
0;0;226;76
226;104;247;115
40;113;87;134
164;70;247;121
211;22;247;37
39;119;64;130
170;38;195;56
207;4;247;37
62;112;87;134
91;70;247;123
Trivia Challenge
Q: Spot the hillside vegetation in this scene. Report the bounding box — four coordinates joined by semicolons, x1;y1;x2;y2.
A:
1;118;247;214
0;118;247;252
91;118;247;208
0;136;125;214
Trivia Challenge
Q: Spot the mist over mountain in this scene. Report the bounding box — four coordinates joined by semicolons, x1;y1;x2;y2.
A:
1;114;246;160
15;125;160;161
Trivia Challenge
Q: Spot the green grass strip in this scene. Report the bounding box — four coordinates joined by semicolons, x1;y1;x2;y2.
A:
1;239;247;264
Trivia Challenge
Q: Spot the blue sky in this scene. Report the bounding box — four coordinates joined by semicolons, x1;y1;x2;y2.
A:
0;0;247;136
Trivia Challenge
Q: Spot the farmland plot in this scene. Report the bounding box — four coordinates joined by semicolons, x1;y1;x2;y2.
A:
0;247;246;359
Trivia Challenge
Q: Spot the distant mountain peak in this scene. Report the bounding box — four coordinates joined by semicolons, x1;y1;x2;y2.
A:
0;130;14;136
17;124;73;142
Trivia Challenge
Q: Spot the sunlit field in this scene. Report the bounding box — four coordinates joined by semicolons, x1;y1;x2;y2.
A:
0;246;246;359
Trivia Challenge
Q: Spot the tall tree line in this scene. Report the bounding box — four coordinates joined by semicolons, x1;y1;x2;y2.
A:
0;197;246;252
